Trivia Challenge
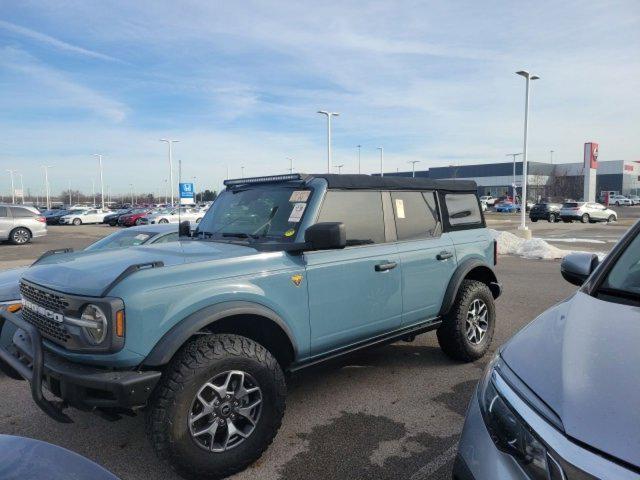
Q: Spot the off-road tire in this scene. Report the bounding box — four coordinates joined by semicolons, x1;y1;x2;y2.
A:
146;334;286;480
437;280;496;362
9;227;31;245
581;213;589;223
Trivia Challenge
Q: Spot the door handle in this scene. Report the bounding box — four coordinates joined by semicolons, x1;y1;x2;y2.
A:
375;262;397;272
437;251;453;261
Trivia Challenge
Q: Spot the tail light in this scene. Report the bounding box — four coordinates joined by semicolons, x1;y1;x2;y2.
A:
36;216;46;223
493;239;498;265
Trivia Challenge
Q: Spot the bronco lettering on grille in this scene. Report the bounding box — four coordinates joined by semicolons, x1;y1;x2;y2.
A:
21;298;64;323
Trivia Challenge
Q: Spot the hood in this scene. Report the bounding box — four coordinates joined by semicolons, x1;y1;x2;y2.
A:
0;267;26;301
501;291;640;467
21;240;257;297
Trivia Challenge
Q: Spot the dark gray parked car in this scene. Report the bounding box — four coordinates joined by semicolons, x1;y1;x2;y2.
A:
454;222;640;479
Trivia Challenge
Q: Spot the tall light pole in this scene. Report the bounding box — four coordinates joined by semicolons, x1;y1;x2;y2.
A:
377;147;384;177
91;178;96;206
41;165;53;209
318;110;339;173
241;166;245;178
68;180;72;205
506;153;522;203
334;164;344;174
192;176;197;203
129;183;134;206
287;157;294;174
408;160;420;177
357;145;362;174
550;149;554;164
16;173;24;204
163;179;168;204
516;70;540;231
6;169;15;204
93;154;105;210
159;139;179;206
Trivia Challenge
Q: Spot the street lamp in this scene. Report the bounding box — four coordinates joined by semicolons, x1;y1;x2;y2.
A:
241;166;245;178
192;176;197;203
41;165;53;209
6;169;15;204
506;153;522;204
160;139;179;206
17;173;24;204
550;149;554;164
408;160;420;177
357;145;362;174
377;147;384;177
91;178;96;206
93;154;105;210
318;110;339;173
287;157;294;174
515;70;540;231
334;164;344;174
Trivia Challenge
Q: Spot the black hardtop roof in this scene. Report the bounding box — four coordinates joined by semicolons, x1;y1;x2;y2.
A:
224;173;477;192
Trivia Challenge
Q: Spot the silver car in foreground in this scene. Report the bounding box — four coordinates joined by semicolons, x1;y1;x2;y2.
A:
559;201;617;223
454;222;640;480
0;205;47;245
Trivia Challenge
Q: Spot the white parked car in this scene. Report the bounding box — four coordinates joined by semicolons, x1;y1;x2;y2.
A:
479;195;496;206
143;207;203;225
59;209;112;225
627;195;640;205
609;194;632;206
559;202;617;223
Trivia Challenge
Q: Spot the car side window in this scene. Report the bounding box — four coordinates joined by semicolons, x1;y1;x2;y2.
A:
444;194;482;226
9;207;36;218
153;232;179;244
391;191;440;241
317;190;385;245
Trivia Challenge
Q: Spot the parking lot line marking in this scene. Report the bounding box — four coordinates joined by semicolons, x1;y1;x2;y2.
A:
409;442;459;480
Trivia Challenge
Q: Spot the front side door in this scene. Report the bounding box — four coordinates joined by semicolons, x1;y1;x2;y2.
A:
390;191;457;325
305;190;402;355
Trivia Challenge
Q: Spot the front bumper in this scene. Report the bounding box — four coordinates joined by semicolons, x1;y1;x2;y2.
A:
0;309;161;423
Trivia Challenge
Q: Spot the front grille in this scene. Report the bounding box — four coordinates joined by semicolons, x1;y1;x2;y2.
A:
21;307;71;344
20;283;69;311
20;282;71;345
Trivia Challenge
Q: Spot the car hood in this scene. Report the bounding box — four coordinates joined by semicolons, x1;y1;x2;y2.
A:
501;291;640;467
0;267;26;302
21;240;258;297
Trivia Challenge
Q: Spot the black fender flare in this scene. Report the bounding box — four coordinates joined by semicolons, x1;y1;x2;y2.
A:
142;301;298;367
438;258;501;317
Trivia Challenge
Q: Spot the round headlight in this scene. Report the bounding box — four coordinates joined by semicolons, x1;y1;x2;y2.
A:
81;304;108;345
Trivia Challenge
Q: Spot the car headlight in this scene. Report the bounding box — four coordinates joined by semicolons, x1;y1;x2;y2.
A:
80;304;108;345
478;359;549;480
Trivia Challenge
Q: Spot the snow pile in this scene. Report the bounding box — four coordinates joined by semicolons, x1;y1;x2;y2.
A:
489;229;568;260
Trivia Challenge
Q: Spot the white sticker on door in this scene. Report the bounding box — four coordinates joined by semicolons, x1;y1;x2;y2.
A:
289;190;311;202
395;199;406;219
288;203;307;223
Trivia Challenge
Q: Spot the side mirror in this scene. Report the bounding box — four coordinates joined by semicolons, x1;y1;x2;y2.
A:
304;222;346;250
179;221;191;237
561;252;599;286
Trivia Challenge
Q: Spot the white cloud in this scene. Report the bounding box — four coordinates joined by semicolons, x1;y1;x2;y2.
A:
0;19;120;62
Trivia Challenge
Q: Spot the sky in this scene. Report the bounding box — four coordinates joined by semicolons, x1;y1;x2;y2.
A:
1;0;639;197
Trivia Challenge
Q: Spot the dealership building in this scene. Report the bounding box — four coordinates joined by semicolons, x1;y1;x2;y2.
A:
382;159;640;201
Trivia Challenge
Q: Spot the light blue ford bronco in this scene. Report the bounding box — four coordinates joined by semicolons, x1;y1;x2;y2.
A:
0;173;500;479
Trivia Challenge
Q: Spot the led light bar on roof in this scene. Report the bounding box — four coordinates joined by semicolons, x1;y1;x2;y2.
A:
224;174;304;186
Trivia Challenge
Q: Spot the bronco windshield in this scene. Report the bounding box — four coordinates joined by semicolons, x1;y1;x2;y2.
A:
195;185;312;242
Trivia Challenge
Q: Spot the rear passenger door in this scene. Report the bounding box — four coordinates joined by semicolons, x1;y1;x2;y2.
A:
391;191;456;326
0;206;12;240
304;190;403;355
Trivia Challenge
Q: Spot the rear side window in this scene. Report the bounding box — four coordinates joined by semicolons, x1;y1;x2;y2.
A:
391;191;440;240
317;191;385;245
444;194;482;227
10;207;36;218
563;203;579;208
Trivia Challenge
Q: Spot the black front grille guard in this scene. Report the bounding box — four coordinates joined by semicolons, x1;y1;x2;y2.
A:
0;308;72;423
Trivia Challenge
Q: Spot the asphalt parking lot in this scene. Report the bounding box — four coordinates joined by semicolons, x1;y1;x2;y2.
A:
0;213;635;479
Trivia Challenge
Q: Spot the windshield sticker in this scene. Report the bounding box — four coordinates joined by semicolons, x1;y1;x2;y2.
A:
134;234;149;241
284;228;296;237
288;203;307;223
395;199;406;219
289;190;311;203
